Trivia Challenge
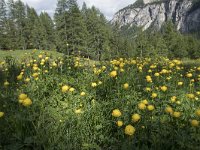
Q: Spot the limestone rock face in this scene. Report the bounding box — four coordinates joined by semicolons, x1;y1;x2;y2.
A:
111;0;200;33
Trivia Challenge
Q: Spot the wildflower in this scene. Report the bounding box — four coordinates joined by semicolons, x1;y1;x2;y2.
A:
110;71;117;78
123;83;129;89
141;99;148;105
191;120;199;127
186;73;192;78
17;74;23;80
147;105;155;111
160;86;167;92
195;109;200;117
151;93;157;98
173;112;181;118
116;120;123;127
0;112;4;118
22;98;32;107
186;94;195;100
4;81;9;86
80;92;86;96
170;96;177;103
25;78;30;83
178;82;183;86
146;75;152;83
165;106;173;114
154;73;160;77
91;82;97;87
145;87;151;92
112;109;122;117
125;125;135;136
62;85;69;93
138;103;146;110
75;108;83;114
69;88;75;92
18;93;28;100
132;114;141;122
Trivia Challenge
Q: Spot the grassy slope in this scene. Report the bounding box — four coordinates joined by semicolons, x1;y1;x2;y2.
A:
0;50;63;61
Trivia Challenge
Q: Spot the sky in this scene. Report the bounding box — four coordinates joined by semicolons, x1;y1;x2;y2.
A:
12;0;135;20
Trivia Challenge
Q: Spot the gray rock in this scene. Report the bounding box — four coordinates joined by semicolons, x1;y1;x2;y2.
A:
111;0;200;33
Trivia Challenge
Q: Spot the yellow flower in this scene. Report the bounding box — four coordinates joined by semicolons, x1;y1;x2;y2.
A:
125;125;135;136
154;73;160;77
4;81;9;86
141;99;148;105
145;87;151;92
132;114;141;122
186;73;192;78
116;120;123;127
138;103;146;110
62;85;69;93
69;88;75;92
22;98;32;107
91;82;97;87
110;71;117;78
173;112;181;118
165;106;173;114
146;75;152;83
25;78;30;83
160;86;167;92
178;82;183;86
0;112;4;118
112;109;122;117
75;108;83;114
123;83;129;89
147;105;155;111
151;93;157;98
17;74;23;80
170;96;177;103
18;93;28;100
195;109;200;117
191;120;199;127
186;93;195;99
80;92;86;96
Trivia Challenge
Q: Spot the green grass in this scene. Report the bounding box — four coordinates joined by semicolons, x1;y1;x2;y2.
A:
0;50;63;62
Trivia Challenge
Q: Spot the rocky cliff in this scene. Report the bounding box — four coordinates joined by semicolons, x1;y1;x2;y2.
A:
111;0;200;33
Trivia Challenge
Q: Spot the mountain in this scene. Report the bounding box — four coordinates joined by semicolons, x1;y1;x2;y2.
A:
111;0;200;33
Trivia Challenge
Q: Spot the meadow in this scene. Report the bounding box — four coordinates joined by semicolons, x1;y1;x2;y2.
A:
0;49;200;149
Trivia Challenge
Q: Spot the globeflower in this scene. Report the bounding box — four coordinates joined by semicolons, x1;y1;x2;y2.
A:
18;93;28;100
110;71;117;78
62;85;69;93
186;73;192;78
112;109;122;117
195;109;200;117
91;82;97;87
165;106;173;114
151;93;157;98
178;82;183;86
138;103;146;110
116;120;123;127
191;119;199;127
22;98;32;107
173;112;181;118
160;86;167;92
4;81;9;86
0;112;4;118
80;92;86;96
125;125;135;136
132;114;141;122
147;105;155;111
123;83;129;89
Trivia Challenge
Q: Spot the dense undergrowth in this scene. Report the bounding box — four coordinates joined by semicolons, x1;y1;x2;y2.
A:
0;50;200;149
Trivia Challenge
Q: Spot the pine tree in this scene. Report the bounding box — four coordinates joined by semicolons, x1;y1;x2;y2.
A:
0;0;8;50
39;12;55;50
